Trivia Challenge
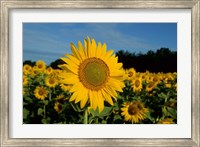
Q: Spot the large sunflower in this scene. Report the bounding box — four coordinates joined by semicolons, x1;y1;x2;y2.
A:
59;37;125;112
121;100;148;123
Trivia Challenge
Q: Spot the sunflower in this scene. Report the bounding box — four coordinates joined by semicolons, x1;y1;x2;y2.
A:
35;60;46;72
34;86;48;100
59;37;125;112
45;76;58;88
60;83;71;92
131;77;143;92
45;67;53;75
23;76;28;86
23;64;32;75
126;68;136;80
146;82;157;92
121;100;148;123
54;101;63;113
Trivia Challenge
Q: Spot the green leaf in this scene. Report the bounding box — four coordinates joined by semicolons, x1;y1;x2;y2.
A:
43;100;49;105
113;114;122;121
24;96;33;103
90;106;113;117
23;108;30;119
158;92;168;99
41;117;51;124
166;106;177;118
101;120;107;124
37;108;43;115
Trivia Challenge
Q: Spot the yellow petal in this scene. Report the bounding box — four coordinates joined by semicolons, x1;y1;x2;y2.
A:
97;90;104;112
103;49;114;61
104;86;118;100
78;41;86;60
69;92;78;102
80;88;89;108
86;37;92;58
95;42;102;58
69;82;82;93
107;77;124;92
99;43;107;58
64;64;78;75
110;69;124;77
90;38;97;57
101;89;113;105
89;90;97;110
84;39;88;58
60;57;79;69
65;54;80;65
70;43;82;60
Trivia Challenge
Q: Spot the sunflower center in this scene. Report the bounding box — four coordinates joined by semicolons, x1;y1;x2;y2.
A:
135;80;140;87
128;72;133;77
49;78;55;84
128;102;142;115
38;64;43;69
39;90;44;95
79;57;109;90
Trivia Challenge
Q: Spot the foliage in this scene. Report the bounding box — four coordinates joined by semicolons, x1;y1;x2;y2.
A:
23;60;177;124
116;48;177;73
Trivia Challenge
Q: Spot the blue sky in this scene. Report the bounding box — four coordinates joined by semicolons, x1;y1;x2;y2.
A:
23;23;177;65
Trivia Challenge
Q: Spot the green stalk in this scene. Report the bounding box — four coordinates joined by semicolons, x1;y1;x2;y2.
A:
84;108;88;124
43;104;46;118
49;89;51;101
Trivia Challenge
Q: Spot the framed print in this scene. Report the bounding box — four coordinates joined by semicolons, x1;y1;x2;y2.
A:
1;0;199;146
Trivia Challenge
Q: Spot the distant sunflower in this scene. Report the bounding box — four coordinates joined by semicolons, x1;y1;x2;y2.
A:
54;101;63;113
126;68;136;80
23;76;28;86
35;60;46;72
121;100;148;123
146;82;157;92
60;83;71;92
59;37;125;112
45;67;53;75
132;77;143;92
45;76;58;88
23;64;32;75
34;86;48;100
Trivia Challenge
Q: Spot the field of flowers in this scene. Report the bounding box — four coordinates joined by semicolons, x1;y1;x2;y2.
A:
23;37;177;124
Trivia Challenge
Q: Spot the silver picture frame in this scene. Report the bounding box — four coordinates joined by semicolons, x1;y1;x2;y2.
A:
0;0;199;146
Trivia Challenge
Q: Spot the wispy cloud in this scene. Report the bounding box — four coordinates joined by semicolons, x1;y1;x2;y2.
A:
23;23;176;65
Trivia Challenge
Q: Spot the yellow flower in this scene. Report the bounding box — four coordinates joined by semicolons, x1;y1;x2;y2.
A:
158;118;174;124
121;100;148;123
132;77;143;92
34;86;48;100
60;84;71;92
45;67;53;75
146;82;157;92
23;76;28;86
35;60;46;72
126;68;136;80
55;94;66;101
45;76;58;88
59;37;125;112
54;101;63;113
23;64;32;75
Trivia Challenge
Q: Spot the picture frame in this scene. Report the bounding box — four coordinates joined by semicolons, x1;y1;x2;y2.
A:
0;0;199;146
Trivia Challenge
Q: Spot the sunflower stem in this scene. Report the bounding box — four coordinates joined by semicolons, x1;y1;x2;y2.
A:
84;108;88;124
49;90;51;101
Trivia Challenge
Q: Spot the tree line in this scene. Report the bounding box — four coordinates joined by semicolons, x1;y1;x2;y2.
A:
116;48;177;73
23;48;177;73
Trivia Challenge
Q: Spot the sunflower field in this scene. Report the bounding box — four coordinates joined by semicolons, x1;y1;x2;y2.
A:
23;37;177;124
